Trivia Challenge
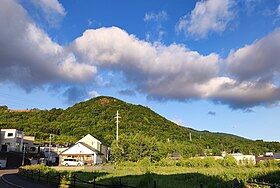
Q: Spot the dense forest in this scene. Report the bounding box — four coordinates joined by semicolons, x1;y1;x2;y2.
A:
0;96;280;161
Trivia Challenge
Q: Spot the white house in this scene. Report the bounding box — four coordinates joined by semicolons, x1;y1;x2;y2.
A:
60;142;103;165
76;134;102;151
76;134;109;162
231;153;256;165
0;129;24;152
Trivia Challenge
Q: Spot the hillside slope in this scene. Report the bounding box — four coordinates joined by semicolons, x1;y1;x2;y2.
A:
0;96;279;157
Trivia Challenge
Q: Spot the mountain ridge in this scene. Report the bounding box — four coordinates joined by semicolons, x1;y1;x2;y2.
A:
0;96;279;157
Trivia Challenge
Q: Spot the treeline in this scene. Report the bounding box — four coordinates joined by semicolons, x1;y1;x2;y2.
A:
0;96;280;159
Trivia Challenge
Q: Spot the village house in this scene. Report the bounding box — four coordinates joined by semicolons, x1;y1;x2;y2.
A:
0;129;24;152
59;134;109;165
230;153;256;165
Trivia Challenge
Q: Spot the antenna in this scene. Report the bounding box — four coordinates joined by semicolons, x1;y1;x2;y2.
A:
115;111;121;141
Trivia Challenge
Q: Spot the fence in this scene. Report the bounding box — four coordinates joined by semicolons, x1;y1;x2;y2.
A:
247;179;280;188
18;168;157;188
18;168;61;187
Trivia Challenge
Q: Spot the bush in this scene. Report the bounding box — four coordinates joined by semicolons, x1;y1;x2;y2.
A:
138;157;152;167
222;155;238;167
157;158;177;167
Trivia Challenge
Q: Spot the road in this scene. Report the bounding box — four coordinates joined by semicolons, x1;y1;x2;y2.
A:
0;169;18;188
0;168;56;188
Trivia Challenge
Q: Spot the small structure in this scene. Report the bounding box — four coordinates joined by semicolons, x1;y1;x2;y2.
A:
0;129;24;152
76;134;109;162
23;135;40;154
60;142;103;165
23;136;35;147
265;152;273;157
230;153;256;165
59;134;109;165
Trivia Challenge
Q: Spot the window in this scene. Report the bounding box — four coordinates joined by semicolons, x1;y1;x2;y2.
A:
7;133;13;137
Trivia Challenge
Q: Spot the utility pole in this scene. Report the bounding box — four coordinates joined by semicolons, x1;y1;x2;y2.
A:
115;111;121;141
189;132;192;142
49;134;53;164
22;144;26;166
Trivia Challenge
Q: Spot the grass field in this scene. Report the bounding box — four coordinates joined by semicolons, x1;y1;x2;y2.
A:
74;166;280;188
21;164;280;188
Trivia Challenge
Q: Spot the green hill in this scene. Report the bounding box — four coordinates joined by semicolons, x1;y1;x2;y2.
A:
0;96;280;160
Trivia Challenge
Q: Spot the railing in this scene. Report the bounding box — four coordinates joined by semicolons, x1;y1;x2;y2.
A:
247;179;280;188
19;168;61;187
18;168;157;188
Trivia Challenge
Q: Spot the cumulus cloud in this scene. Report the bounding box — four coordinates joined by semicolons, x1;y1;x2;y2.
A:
228;29;280;82
71;26;280;109
204;77;280;109
72;26;219;98
2;0;280;109
177;0;235;38
0;0;96;91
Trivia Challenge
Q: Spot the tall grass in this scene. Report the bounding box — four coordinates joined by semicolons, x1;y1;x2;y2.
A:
19;158;280;188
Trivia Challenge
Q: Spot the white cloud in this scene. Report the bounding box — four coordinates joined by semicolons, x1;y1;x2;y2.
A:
228;28;280;82
2;0;280;109
144;11;168;22
30;0;66;26
200;77;280;108
72;27;219;96
72;26;280;109
0;0;96;91
277;5;280;15
31;0;65;16
177;0;235;38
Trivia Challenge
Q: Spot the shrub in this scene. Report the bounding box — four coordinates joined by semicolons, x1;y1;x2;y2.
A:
222;155;238;167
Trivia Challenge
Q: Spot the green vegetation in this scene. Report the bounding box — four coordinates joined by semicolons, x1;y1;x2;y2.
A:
20;161;280;188
1;96;280;160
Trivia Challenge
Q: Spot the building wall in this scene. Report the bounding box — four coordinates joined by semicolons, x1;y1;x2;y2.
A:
0;129;24;152
231;153;256;165
100;144;109;162
77;134;101;151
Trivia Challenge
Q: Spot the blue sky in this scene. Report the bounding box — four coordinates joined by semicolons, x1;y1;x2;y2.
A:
1;0;280;141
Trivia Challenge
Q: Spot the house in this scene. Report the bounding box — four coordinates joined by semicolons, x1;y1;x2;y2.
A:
265;152;273;157
23;136;35;146
23;135;40;154
59;134;109;165
59;142;103;165
76;134;109;162
230;153;256;165
76;134;102;151
0;129;24;152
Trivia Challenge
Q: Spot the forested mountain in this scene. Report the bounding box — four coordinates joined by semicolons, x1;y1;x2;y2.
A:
0;96;280;160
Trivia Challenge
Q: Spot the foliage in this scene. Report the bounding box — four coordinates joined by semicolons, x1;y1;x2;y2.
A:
1;96;280;161
19;164;280;188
